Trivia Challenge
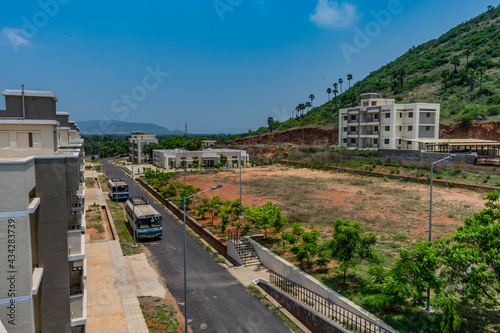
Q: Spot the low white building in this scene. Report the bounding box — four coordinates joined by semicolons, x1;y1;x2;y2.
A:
153;148;250;169
339;93;440;150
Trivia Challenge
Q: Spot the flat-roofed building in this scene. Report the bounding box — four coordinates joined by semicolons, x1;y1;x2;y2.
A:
153;148;249;169
0;89;86;333
339;93;440;150
128;131;158;164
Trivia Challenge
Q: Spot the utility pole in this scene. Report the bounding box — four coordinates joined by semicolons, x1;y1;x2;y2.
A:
132;165;137;247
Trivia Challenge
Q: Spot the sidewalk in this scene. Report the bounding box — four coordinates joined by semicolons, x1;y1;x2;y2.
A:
85;168;167;332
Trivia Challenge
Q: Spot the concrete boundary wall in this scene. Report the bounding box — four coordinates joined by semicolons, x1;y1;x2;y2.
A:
280;160;500;193
248;238;395;332
136;178;241;267
226;240;244;266
256;279;350;333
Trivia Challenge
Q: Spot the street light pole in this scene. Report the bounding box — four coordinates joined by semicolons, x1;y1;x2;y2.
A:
183;184;222;332
115;156;118;207
425;154;455;313
132;165;137;247
441;132;451;187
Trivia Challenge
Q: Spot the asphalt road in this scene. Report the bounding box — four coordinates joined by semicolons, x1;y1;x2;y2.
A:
102;160;291;333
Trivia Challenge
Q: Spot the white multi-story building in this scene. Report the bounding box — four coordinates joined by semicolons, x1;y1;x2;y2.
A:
128;131;158;164
0;89;86;333
153;148;250;170
339;93;440;150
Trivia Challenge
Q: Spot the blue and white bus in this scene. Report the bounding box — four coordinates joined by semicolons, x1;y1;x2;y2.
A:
108;178;129;201
125;197;162;239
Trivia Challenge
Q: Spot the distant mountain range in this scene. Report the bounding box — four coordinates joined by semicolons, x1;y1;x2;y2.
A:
76;120;185;136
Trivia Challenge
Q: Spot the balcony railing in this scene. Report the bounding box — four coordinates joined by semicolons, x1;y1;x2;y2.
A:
366;144;379;148
366;131;379;135
70;289;87;327
348;131;359;136
366;117;378;123
70;266;84;296
348;119;358;124
68;231;85;261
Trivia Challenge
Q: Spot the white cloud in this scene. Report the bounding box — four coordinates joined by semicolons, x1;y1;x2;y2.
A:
310;0;359;29
1;28;32;50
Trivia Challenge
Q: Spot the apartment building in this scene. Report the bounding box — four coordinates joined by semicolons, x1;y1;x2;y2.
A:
0;89;86;333
128;131;158;164
153;148;249;169
339;93;440;150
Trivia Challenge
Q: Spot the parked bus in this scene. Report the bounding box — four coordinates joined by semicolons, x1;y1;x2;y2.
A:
108;178;129;200
125;197;162;239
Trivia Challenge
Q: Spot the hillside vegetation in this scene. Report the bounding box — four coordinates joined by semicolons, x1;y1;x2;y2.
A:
234;5;500;141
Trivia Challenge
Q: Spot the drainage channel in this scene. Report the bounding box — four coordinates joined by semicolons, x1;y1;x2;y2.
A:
101;205;116;240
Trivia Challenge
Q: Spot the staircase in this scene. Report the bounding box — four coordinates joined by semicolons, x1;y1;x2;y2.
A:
236;237;261;266
228;231;261;266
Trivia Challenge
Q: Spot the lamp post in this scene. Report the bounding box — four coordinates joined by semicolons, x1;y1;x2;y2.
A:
115;156;118;206
131;165;137;247
441;132;451;187
425;154;455;313
239;145;254;217
183;184;222;332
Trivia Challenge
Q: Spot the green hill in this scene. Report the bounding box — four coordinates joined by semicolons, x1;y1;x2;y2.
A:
234;5;500;141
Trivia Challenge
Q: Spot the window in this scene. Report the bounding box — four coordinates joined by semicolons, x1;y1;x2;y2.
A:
374;126;379;132
28;133;33;147
385;113;390;118
426;112;431;118
343;138;347;143
374;139;378;144
426;126;430;131
399;126;402;131
399;139;402;144
351;115;357;120
399;113;403;118
409;112;413;118
385;126;390;131
343;116;347;121
343;127;347;132
408;126;413;131
374;114;379;119
384;139;390;144
350;127;356;132
351;138;356;144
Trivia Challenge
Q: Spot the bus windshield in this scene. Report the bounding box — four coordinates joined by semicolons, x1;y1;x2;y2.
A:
137;217;162;229
113;185;128;192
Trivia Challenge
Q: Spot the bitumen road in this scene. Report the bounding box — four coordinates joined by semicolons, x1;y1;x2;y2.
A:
102;160;291;333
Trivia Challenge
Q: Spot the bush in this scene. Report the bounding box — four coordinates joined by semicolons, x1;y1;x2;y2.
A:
454;104;487;124
487;104;500;116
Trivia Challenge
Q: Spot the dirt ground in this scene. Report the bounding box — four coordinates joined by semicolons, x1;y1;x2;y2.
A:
178;165;487;247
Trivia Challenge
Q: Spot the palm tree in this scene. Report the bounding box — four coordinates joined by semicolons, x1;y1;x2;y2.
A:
450;56;460;90
333;89;338;99
267;117;274;133
467;69;477;91
464;47;472;72
295;106;300;118
333;83;338;91
309;94;315;108
451;56;460;72
299;103;306;116
347;74;353;89
478;67;485;94
326;88;332;101
441;69;450;90
305;101;311;112
338;78;344;94
397;68;406;88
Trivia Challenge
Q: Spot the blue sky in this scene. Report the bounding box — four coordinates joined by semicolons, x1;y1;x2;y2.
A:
0;0;495;134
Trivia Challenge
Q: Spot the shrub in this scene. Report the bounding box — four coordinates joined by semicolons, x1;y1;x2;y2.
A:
487;104;500;116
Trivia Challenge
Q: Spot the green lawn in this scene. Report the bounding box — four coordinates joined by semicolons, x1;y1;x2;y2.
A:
106;199;141;256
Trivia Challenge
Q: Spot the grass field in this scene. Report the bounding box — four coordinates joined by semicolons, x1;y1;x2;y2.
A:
106;199;142;256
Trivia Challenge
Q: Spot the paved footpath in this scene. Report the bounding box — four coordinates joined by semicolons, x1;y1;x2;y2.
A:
103;160;292;333
85;166;167;333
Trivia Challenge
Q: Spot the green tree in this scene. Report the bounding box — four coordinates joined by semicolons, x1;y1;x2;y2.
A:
308;94;315;108
464;47;472;72
288;223;321;268
454;104;486;124
305;101;311;112
219;154;228;168
245;202;288;238
333;89;338;99
347;74;353;89
267;117;274;134
441;297;461;333
325;219;378;285
441;69;450;90
326;88;332;101
338;78;344;94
